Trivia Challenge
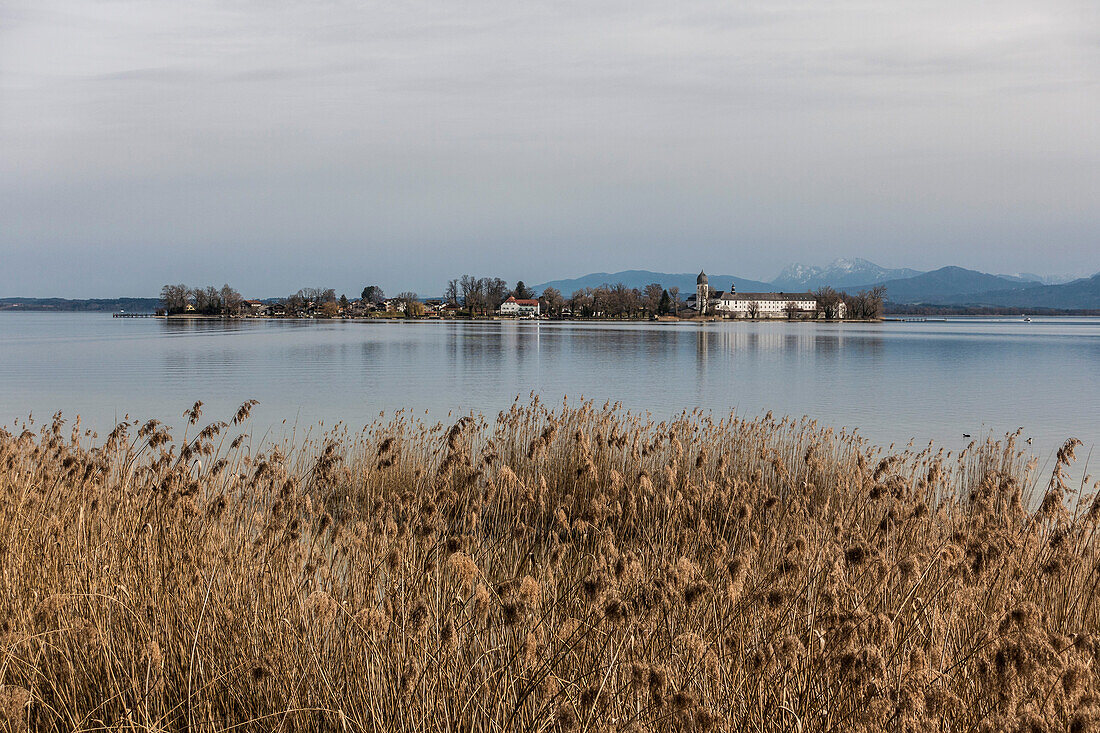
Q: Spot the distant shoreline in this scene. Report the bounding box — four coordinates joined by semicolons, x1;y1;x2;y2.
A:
3;299;1099;317
5;308;1100;321
147;313;886;323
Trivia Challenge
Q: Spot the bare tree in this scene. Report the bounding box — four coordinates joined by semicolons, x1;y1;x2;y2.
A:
843;287;886;320
601;283;636;317
570;289;591;317
588;287;604;317
842;292;861;319
159;284;190;314
486;278;509;312
643;283;664;315
476;278;490;314
813;286;843;320
460;275;478;312
396;291;420;317
220;284;242;316
286;292;307;315
445;279;460;305
785;301;800;320
747;300;760;319
540;287;563;317
867;285;887;319
191;286;222;315
296;288;335;306
668;286;680;316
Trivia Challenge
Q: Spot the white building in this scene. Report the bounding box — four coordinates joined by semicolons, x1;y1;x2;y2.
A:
499;296;540;317
689;271;845;318
713;290;820;317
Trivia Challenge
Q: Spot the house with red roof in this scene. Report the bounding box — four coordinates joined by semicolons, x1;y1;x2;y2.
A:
499;296;540;317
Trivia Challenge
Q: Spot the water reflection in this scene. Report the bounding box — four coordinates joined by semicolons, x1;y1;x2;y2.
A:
692;324;884;366
0;314;1097;461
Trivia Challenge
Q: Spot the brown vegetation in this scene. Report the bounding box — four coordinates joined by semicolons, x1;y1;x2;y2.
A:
1;400;1098;731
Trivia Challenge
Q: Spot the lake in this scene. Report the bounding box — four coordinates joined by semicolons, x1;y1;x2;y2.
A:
1;313;1098;470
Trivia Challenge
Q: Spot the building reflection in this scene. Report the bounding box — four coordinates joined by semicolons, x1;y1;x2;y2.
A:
693;323;884;366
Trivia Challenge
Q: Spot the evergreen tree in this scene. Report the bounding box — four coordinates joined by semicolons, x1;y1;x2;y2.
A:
361;285;384;305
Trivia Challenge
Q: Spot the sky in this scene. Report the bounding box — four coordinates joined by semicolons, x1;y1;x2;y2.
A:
2;0;1099;298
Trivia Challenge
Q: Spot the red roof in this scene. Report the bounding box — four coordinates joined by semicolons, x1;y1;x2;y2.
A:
506;297;539;306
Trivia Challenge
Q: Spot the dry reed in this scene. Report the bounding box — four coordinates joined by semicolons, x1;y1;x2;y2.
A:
0;399;1098;732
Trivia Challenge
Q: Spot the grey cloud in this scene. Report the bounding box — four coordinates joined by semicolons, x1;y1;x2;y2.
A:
1;0;1098;297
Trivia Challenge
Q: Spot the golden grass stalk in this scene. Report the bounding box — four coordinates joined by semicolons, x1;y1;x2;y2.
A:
0;402;1097;731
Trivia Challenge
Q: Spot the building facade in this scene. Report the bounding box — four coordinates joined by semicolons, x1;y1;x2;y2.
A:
713;290;818;317
689;271;845;318
696;271;711;314
500;296;540;317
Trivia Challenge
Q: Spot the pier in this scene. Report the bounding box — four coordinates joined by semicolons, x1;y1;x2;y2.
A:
112;313;157;318
886;317;948;322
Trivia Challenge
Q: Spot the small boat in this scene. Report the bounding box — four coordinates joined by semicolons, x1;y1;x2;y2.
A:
1023;315;1032;322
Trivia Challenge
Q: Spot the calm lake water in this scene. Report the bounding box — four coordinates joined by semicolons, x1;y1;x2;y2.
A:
1;313;1098;467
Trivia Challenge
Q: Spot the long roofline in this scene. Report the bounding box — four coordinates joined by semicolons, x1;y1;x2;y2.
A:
716;291;816;300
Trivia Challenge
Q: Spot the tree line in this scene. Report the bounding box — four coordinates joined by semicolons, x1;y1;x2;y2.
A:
552;283;681;318
435;276;532;315
441;276;510;315
160;279;888;320
435;277;683;319
813;285;887;320
159;284;243;315
285;286;403;316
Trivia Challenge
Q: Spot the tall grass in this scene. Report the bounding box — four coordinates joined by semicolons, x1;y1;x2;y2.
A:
0;399;1097;731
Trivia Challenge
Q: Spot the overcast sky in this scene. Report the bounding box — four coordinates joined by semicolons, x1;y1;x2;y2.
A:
2;0;1098;297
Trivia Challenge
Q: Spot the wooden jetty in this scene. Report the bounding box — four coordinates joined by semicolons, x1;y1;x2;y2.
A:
886;317;948;323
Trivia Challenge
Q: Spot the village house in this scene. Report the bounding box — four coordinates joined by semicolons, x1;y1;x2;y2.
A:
499;296;540;317
422;299;448;315
688;271;845;318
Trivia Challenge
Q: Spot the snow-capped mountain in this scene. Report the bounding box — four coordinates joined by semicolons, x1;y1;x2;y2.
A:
771;258;923;290
1005;273;1080;286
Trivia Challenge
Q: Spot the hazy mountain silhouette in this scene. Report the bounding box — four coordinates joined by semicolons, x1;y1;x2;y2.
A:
532;270;775;296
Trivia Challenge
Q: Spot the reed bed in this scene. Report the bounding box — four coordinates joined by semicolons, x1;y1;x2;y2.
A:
0;398;1098;732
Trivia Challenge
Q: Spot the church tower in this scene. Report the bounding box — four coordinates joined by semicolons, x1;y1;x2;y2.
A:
696;271;709;314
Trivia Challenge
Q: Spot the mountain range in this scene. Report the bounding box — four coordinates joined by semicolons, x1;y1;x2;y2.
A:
850;266;1040;305
532;260;1100;310
531;270;776;297
771;258;922;290
1;261;1096;312
958;273;1100;310
0;297;162;312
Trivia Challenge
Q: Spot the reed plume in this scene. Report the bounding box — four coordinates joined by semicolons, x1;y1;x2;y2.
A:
0;399;1094;731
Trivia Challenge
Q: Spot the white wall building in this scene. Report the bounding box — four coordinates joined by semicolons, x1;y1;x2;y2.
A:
499;296;540;317
689;271;846;318
714;291;818;316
